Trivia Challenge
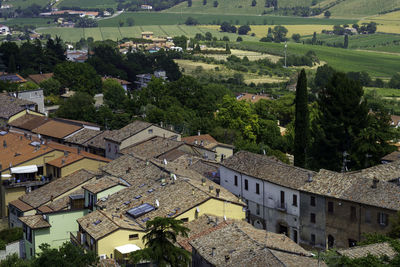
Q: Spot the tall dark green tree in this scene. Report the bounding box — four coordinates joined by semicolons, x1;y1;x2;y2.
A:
344;34;349;48
310;72;369;171
294;69;309;168
7;54;16;73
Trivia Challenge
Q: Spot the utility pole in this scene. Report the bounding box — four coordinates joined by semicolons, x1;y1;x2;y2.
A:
284;41;287;68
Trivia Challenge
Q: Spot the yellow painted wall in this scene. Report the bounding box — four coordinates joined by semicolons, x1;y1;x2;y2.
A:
95;198;245;256
1;150;64;177
60;158;108;177
7;110;43;123
120;126;181;150
5;187;26;215
97;229;146;257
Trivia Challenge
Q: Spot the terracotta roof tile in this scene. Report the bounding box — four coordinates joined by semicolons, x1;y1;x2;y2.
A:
32;120;82;139
9;199;33;212
8;114;49;131
337;242;397;259
65;128;102;145
82;176;123;194
27;73;53;84
0;93;35;119
222;151;314;190
20;169;96;208
105;120;152;143
120;136;184;159
300;169;400;210
84;130;112;150
19;215;51;229
182;134;217;146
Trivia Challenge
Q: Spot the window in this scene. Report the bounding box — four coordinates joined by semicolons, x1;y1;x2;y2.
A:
365;210;371;223
378;212;389;226
148;129;153;134
244;179;248;191
280;191;285;205
293;230;298;243
256;204;260;215
255;183;260;195
234;175;238;186
181;218;189;222
108;143;111;152
328;201;334;213
311;234;316;245
350;206;357;221
292;195;297;207
129;234;139;240
310;196;316;207
310;213;316;223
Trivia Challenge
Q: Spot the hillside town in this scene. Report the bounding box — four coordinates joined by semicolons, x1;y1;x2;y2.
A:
0;0;399;266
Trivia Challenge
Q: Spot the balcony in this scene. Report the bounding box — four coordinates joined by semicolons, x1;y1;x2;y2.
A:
2;176;52;189
276;202;287;212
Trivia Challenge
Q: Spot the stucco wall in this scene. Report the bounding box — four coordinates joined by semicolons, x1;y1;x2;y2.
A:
0;241;22;260
60;158;108;177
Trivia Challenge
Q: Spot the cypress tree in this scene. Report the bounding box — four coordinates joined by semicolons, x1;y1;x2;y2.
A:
294;69;309;168
344;34;349;48
8;54;16;74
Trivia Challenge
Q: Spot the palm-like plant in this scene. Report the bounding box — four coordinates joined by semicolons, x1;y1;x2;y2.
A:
130;217;191;267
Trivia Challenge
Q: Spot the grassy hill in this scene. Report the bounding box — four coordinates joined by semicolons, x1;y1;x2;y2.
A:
4;0;50;9
165;0;325;15
327;0;400;18
57;0;117;9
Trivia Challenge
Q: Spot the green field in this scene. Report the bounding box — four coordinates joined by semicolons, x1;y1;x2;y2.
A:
305;33;400;53
234;41;400;77
58;0;117;9
5;0;50;9
328;0;400;18
1;17;55;27
37;25;258;42
364;87;400;98
97;12;357;27
166;0;325;15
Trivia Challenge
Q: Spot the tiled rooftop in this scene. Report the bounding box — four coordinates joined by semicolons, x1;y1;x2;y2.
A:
27;73;53;84
105;120;152;143
189;220;323;267
79;159;242;240
120;136;183;159
300;169;400;210
84;130;112;150
0;132;54;172
19;169;96;209
38;189;84;213
189;223;284;267
64;128;102;145
222;151;314;189
9;199;33;212
0;93;35;119
182;134;217;146
337;242;397;259
47;142;112;164
179;215;310;256
82;176;124;194
358;159;400;182
8;114;49;131
19;215;51;229
381;151;400;162
32;120;82;139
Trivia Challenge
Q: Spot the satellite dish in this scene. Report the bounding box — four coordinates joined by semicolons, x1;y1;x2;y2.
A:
163;159;167;165
173;174;177;181
155;199;160;208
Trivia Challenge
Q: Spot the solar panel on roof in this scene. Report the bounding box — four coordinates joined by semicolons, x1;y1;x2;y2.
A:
142;217;150;223
126;203;155;218
134;195;142;200
147;188;154;193
139;183;146;188
123;201;131;205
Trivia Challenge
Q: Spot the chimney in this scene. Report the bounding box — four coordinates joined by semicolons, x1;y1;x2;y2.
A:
77;147;81;154
201;178;206;186
50;195;54;202
211;247;216;257
198;130;201;136
209;185;213;193
216;188;220;197
225;255;230;262
372;177;379;188
307;173;313;182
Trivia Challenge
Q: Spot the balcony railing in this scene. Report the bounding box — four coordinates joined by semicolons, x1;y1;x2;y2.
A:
2;177;52;188
276;202;287;212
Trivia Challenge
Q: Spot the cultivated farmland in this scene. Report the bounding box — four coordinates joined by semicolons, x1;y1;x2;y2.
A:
37;25;259;42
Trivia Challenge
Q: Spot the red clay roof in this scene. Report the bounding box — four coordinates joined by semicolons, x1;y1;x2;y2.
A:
182;134;217;146
27;73;53;84
32;120;82;139
9;199;33;212
8;114;49;131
